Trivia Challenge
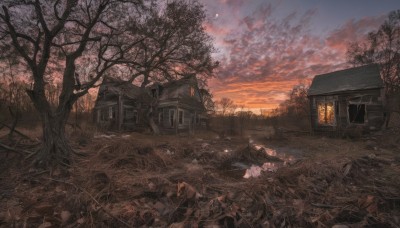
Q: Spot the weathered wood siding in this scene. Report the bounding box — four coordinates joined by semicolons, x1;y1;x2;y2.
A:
309;88;384;133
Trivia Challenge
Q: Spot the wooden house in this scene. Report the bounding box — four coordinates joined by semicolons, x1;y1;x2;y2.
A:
308;64;385;134
93;77;152;131
153;75;206;133
93;75;207;133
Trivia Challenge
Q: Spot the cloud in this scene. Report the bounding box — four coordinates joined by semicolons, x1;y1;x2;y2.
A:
325;15;386;51
203;2;384;111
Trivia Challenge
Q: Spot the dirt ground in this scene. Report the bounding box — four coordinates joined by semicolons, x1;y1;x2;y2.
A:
1;126;400;227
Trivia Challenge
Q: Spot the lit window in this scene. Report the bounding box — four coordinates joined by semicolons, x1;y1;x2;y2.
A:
317;102;335;125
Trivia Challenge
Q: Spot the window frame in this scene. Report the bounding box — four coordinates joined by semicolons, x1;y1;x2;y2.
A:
169;109;175;127
317;100;336;126
347;103;366;124
178;110;184;125
190;86;195;97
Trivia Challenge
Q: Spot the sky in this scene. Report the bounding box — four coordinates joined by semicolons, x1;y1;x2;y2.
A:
201;0;400;112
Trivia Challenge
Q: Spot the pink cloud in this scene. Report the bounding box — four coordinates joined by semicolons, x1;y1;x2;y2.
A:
326;15;385;51
205;3;384;110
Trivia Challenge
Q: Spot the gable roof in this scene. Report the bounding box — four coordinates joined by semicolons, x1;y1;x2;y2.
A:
96;77;153;107
157;75;204;109
99;81;146;99
96;74;204;110
308;64;383;96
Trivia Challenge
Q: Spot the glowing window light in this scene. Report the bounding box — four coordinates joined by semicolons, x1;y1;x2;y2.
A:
317;102;335;125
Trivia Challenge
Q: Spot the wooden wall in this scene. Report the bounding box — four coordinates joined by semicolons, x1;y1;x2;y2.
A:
309;89;384;133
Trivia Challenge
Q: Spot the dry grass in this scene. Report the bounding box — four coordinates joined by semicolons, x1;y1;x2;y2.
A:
1;127;400;227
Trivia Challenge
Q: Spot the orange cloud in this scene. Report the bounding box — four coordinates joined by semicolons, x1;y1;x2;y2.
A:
205;3;384;111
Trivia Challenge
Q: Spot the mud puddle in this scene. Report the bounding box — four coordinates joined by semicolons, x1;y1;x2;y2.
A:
243;143;302;178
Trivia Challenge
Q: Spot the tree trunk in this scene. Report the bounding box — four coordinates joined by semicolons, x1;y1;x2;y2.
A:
34;110;72;167
147;105;160;135
149;117;160;135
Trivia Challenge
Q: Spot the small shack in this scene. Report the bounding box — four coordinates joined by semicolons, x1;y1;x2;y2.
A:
308;64;385;134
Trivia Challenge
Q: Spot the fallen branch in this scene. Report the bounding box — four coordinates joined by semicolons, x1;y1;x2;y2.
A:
45;178;132;228
0;142;33;155
311;203;341;208
0;121;34;140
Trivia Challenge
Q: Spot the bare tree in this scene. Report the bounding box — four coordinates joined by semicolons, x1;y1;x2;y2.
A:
129;1;217;88
0;0;216;166
236;107;254;136
0;0;146;166
118;0;217;134
216;97;237;116
199;88;215;114
347;10;400;94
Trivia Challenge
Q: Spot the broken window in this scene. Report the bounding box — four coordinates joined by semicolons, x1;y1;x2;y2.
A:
108;106;115;119
158;112;163;124
179;110;184;125
124;108;138;123
151;88;157;98
169;109;175;127
317;101;335;125
348;104;365;123
100;108;108;121
133;111;138;123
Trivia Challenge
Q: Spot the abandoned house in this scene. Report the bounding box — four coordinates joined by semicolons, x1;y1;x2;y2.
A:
93;75;207;133
308;64;385;133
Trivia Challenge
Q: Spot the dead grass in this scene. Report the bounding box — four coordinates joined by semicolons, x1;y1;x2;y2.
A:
1;128;400;227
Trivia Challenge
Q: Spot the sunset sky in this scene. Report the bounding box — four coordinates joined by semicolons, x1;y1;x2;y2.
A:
201;0;400;112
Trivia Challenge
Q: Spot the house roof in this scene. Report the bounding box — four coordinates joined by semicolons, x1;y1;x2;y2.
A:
158;74;199;100
308;64;383;96
97;77;152;104
157;75;204;110
96;74;204;110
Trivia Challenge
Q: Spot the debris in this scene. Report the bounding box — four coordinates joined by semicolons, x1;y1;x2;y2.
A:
177;181;202;201
34;204;54;216
243;165;263;178
93;134;116;139
38;222;52;228
332;225;349;228
60;210;71;224
1;130;400;227
201;143;210;149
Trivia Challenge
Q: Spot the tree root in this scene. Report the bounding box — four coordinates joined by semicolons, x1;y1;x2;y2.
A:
0;141;33;155
0;121;36;141
32;143;72;168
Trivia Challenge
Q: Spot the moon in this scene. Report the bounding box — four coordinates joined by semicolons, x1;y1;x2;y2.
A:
215;13;219;18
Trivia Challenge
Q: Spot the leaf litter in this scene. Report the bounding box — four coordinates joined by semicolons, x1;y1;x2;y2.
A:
0;131;399;227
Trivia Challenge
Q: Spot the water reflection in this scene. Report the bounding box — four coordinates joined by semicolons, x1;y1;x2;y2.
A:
244;144;301;178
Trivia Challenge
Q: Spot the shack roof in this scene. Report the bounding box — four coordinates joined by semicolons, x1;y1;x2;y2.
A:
308;64;383;96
